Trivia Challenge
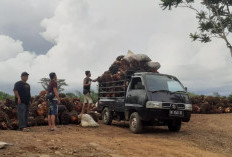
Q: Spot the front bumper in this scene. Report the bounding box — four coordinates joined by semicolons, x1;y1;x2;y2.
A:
139;109;191;122
139;101;192;122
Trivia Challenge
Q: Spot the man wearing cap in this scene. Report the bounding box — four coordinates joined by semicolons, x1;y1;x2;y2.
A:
13;72;31;131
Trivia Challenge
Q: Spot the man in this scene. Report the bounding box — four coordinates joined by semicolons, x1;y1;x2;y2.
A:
47;72;60;131
13;72;31;131
82;71;97;115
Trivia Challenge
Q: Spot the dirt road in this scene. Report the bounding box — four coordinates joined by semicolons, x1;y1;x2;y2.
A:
0;114;232;157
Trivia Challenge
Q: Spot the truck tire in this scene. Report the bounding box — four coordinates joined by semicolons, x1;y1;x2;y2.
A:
168;120;181;132
129;112;143;133
102;107;113;125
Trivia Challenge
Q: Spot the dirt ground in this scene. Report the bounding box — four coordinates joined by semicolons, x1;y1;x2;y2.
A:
0;114;232;157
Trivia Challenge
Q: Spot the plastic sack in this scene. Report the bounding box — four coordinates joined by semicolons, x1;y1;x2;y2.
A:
133;54;151;62
123;50;135;62
81;114;99;127
0;142;13;149
123;50;151;62
146;61;161;70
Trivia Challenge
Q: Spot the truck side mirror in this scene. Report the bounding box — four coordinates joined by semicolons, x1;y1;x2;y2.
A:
185;87;188;92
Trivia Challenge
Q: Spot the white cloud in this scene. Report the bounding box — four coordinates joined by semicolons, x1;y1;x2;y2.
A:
0;35;23;61
0;0;231;96
0;0;59;53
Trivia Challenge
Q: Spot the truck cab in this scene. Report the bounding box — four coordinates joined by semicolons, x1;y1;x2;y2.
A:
97;72;192;133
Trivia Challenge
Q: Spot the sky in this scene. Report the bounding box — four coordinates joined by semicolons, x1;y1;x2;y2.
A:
0;0;231;96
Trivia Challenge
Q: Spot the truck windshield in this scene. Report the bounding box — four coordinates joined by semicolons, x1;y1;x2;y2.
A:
145;75;185;93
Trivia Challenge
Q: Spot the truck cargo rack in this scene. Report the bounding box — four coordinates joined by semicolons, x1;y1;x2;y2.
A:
99;91;126;94
98;70;137;99
99;85;126;89
98;96;126;99
98;79;128;99
99;80;126;84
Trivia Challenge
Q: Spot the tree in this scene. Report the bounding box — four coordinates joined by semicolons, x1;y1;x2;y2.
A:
160;0;232;57
38;78;68;92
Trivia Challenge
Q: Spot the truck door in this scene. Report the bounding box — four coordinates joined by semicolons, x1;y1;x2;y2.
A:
125;77;147;107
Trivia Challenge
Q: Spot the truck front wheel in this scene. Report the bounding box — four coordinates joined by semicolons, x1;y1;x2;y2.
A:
102;107;113;125
168;120;181;132
129;112;143;134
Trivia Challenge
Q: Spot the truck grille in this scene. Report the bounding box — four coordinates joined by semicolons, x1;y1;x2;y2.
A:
162;103;170;109
162;103;185;109
176;104;185;109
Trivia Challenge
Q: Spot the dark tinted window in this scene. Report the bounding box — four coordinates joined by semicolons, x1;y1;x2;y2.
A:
130;77;143;90
145;75;184;92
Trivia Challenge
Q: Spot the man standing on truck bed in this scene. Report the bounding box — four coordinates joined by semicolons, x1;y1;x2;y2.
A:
13;72;31;131
82;71;97;115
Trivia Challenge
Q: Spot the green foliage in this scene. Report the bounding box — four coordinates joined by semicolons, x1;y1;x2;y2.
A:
90;90;99;104
160;0;232;56
75;90;98;104
212;92;221;97
0;91;14;100
38;78;68;92
160;0;190;10
65;92;77;98
75;90;84;102
228;94;232;99
188;92;198;97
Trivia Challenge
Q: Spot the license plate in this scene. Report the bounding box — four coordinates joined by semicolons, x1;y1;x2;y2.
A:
169;110;184;117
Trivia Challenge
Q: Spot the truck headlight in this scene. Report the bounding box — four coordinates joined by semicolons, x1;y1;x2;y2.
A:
185;104;192;111
146;101;162;109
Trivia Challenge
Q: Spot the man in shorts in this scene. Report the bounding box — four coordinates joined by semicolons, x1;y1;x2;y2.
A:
47;72;60;131
81;71;97;115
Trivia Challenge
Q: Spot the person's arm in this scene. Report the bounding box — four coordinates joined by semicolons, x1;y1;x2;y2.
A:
91;78;98;82
14;90;21;104
83;78;91;86
53;87;60;104
29;92;32;104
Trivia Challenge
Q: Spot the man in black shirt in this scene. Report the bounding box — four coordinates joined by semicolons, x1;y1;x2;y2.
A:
81;71;97;115
13;72;31;131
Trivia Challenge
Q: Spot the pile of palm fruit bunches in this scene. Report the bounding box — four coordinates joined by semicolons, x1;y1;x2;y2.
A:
0;91;100;130
1;94;231;130
191;95;232;114
97;51;161;98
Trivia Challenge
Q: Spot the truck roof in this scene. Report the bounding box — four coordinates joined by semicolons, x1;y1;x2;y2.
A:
133;72;176;78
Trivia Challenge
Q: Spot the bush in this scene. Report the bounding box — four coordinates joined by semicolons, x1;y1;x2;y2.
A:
0;91;14;101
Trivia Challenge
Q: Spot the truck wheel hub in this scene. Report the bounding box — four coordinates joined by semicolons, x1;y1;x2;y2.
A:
131;118;137;128
104;112;108;121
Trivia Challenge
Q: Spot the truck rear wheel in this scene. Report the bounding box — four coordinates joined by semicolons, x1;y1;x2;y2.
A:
129;112;143;134
102;107;112;125
168;120;181;132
